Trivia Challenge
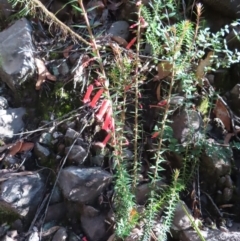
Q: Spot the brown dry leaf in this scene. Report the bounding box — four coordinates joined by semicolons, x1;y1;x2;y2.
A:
111;36;128;47
224;133;234;144
196;51;214;81
35;58;56;90
20;142;34;152
63;45;73;58
156;61;172;80
156;82;161;101
8;140;34;156
8;141;23;156
213;98;231;132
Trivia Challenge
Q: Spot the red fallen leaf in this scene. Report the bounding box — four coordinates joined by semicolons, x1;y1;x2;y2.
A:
126;37;137;50
35;58;56;90
63;45;73;58
213;98;231;132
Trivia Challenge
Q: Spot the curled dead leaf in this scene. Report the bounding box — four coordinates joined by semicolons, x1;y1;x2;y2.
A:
8;141;22;156
213;98;231;132
196;51;214;82
111;36;128;47
8;140;34;156
156;82;161;101
224;133;234;145
156;61;172;80
35;58;56;90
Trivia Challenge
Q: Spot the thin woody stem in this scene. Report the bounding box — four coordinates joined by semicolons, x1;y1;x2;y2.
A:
78;0;107;87
132;3;142;191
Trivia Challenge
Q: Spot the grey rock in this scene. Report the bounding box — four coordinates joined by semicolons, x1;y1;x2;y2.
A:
65;128;79;145
81;213;107;241
34;143;51;162
49;186;63;205
65;145;87;165
228;84;240;115
11;219;23;233
0;18;35;92
39;132;52;146
170;109;202;144
108;21;129;40
27;228;39;241
201;140;232;182
3;156;20;167
0;96;8;110
2;230;18;241
45;203;67;223
58;166;112;203
222;187;233;202
0;223;10;238
0;107;26;140
0;173;45;223
91;154;104;167
81;205;99;217
68;232;80;241
52;227;67;241
181;223;240;241
52;131;63;139
136;181;166;205
224;175;233;188
58;61;69;76
171;201;193;231
202;0;240;18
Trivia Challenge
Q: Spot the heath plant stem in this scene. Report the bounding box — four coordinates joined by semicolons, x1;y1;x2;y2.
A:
152;66;176;189
78;0;107;87
132;2;143;192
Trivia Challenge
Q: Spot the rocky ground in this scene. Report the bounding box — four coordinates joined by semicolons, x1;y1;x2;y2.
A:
0;0;240;241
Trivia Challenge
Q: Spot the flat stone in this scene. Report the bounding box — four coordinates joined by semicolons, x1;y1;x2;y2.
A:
0;18;35;92
65;145;87;165
108;21;129;40
170;109;202;144
58;166;112;203
0;173;45;224
52;227;67;241
0;107;26;140
34;143;51;162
